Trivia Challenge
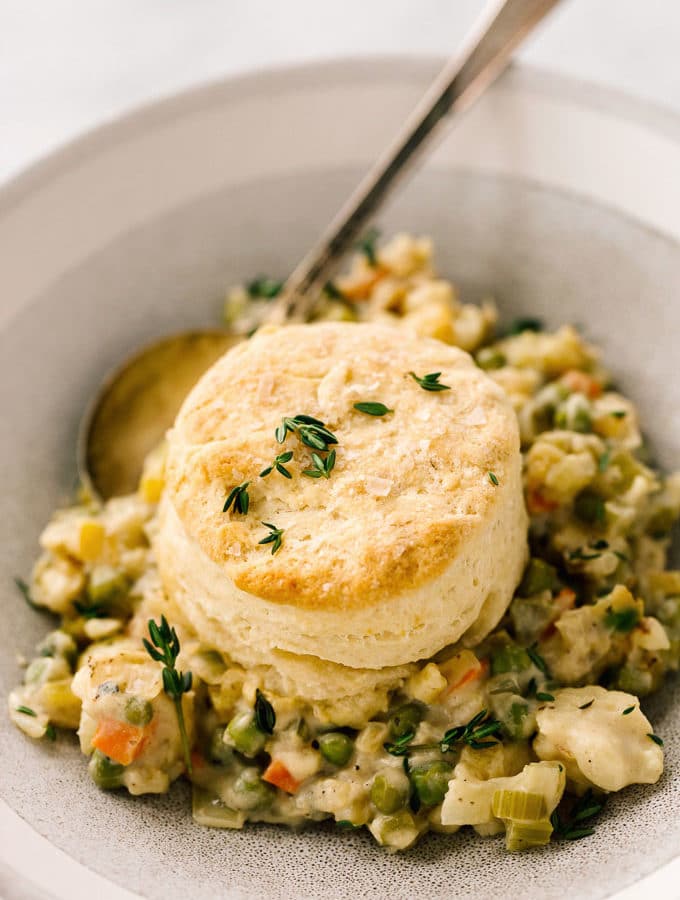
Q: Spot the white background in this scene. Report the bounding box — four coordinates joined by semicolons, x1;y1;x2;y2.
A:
1;0;679;185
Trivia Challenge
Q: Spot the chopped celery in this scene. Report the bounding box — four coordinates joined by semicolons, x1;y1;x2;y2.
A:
192;786;246;829
505;819;553;851
208;725;235;766
86;565;129;607
476;347;506;371
492;789;546;821
369;810;419;850
232;768;274;810
491;644;532;676
519;558;558;597
37;678;81;728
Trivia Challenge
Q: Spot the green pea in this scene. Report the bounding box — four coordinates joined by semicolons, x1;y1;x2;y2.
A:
518;558;558;596
370;769;409;814
89;749;124;790
208;726;235;766
124;696;154;727
227;712;266;757
573;490;606;526
233;768;274;810
410;761;453;807
491;644;531;676
554;396;592;433
388;703;423;740
476;347;506;371
318;732;354;767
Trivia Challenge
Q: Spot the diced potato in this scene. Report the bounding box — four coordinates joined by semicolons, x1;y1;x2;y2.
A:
405;663;447;704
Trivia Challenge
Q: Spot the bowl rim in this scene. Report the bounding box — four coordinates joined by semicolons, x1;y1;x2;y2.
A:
2;54;680;900
2;55;680;220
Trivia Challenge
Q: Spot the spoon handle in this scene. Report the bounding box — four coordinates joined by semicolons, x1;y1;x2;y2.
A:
268;0;561;325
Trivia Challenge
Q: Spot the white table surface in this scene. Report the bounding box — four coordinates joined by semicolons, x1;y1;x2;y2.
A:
1;0;679;186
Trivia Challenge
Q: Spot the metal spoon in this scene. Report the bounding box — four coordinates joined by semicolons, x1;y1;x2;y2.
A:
80;0;560;500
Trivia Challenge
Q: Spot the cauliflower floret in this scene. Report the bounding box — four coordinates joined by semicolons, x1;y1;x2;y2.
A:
533;685;663;792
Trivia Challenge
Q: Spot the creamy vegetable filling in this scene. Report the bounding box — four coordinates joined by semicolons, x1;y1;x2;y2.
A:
9;233;679;852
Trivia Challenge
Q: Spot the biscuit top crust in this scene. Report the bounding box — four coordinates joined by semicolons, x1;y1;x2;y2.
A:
164;322;521;611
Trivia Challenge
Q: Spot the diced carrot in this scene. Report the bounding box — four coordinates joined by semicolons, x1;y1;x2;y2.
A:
262;760;301;794
561;370;602;399
337;267;387;301
555;587;576;612
191;750;205;772
92;718;148;766
527;488;559;515
441;655;489;697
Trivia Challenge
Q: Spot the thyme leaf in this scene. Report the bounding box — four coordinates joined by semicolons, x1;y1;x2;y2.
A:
260;451;294;480
143;616;193;775
302;449;336;480
353;402;393;417
223;481;251;515
258;522;284;555
276;415;338;452
254;689;276;734
409;371;451;393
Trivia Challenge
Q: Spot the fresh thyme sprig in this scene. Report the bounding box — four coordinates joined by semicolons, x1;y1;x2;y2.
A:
143;616;193;775
550;789;605;841
353;402;393;417
384;709;501;757
254;689;276;734
303;450;336;480
276;414;338;452
258;522;284;555
223;481;251;514
355;227;380;267
409;371;451;393
260;451;294;480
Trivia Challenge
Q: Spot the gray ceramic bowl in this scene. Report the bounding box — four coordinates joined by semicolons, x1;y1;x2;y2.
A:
1;59;679;900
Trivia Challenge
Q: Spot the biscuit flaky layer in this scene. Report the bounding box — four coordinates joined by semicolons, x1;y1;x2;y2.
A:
160;322;528;673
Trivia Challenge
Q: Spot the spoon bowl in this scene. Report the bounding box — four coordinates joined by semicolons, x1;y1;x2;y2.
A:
79;329;240;499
